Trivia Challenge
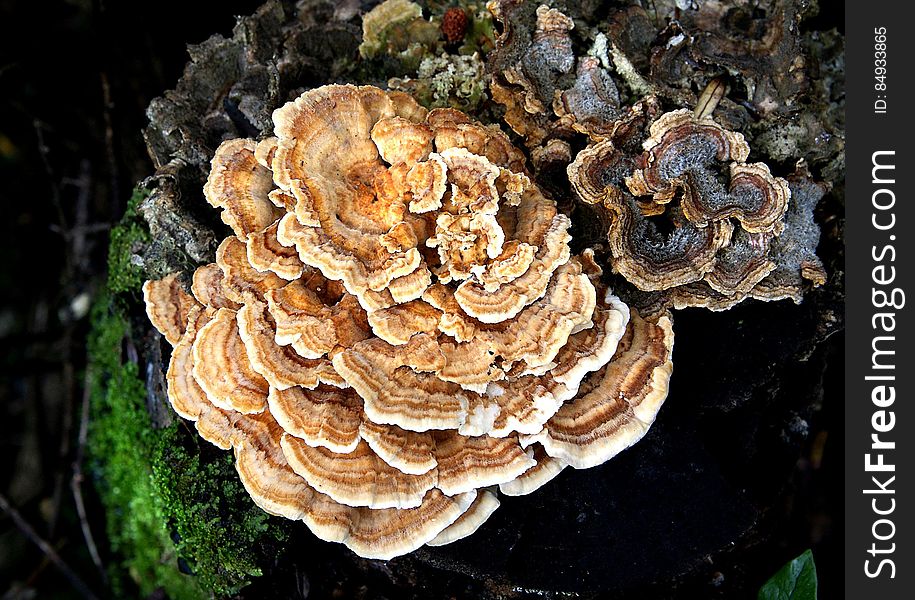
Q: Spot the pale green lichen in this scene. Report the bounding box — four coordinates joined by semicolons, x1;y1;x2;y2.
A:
588;32;612;70
456;2;496;56
359;0;440;69
359;0;423;58
390;52;487;111
609;41;654;97
357;0;496;90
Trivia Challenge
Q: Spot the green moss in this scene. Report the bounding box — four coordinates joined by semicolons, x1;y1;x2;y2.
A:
152;428;286;597
88;185;284;599
88;294;203;599
107;187;151;296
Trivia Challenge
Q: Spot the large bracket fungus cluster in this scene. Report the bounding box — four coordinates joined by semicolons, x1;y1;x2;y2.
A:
568;107;827;312
143;85;674;559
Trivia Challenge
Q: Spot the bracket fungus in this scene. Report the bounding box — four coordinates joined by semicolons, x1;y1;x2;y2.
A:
487;2;626;153
143;84;675;559
568;107;824;311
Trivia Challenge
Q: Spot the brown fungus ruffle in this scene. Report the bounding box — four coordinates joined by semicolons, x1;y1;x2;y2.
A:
144;84;674;558
649;0;810;119
486;2;626;155
569;108;822;311
625;110;789;234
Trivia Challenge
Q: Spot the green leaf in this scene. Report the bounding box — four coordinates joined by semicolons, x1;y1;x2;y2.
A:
758;549;818;600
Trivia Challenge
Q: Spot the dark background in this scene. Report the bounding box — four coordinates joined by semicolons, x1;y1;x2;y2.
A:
0;0;842;598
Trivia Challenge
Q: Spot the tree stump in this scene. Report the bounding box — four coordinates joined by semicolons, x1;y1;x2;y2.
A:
94;0;845;597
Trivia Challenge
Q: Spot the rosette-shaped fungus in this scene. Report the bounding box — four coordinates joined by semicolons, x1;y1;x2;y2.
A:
143;85;675;558
569;107;824;311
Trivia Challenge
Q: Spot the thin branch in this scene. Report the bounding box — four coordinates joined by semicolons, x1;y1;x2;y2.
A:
49;223;112;237
72;368;108;585
34;120;67;232
70;159;94;276
48;155;93;540
48;356;74;539
694;76;727;120
0;493;101;600
100;72;121;219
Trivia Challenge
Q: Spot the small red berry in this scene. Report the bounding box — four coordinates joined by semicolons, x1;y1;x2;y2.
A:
441;7;469;44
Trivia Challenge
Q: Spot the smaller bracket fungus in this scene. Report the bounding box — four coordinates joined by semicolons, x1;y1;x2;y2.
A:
143;84;676;559
649;0;810;119
486;1;626;154
744;165;828;303
569;108;824;311
553;57;624;139
625;110;789;234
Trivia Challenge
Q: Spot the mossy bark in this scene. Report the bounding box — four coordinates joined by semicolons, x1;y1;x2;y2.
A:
89;188;287;599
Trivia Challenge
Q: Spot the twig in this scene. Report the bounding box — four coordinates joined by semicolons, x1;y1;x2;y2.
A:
694;76;727;120
72;368;108;585
70;159;94;276
100;72;121;219
48;356;74;539
49;223;111;237
34;120;67;235
47;157;93;539
0;493;101;600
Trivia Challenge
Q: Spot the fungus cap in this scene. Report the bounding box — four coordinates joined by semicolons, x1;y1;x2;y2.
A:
568;109;822;310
